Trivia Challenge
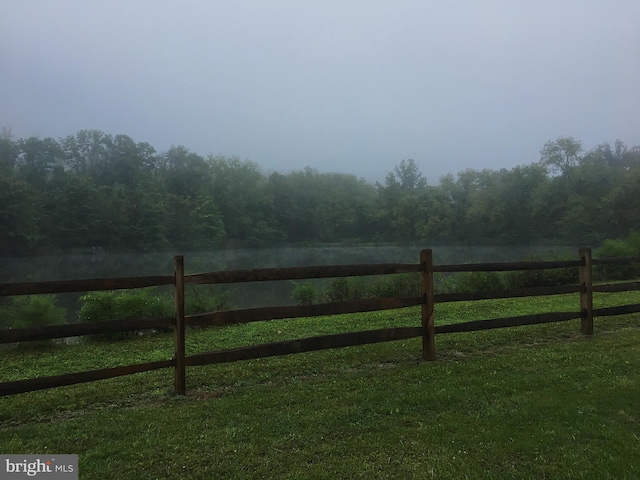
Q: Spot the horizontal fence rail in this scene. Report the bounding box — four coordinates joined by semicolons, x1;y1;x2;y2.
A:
593;304;640;317
0;360;175;396
185;263;422;284
0;316;175;344
434;311;582;334
433;259;583;273
185;327;424;367
0;275;175;297
592;256;640;266
1;247;639;397
186;297;423;327
593;282;640;293
434;285;582;303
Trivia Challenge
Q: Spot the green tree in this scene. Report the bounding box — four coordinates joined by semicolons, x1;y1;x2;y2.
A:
312;172;377;242
385;159;427;190
465;165;548;243
209;156;278;243
376;159;429;240
418;191;455;242
0;175;42;252
16;136;63;187
274;167;322;242
40;171;103;249
159;145;212;198
604;167;640;238
0;127;17;175
275;168;378;243
60;130;113;177
92;183;134;249
99;134;157;187
539;136;583;181
126;178;169;250
430;170;488;242
166;194;226;249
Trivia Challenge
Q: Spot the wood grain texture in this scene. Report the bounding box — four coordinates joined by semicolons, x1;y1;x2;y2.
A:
185;297;423;327
185;263;422;285
435;311;581;334
0;360;174;396
185;327;423;366
0;317;174;344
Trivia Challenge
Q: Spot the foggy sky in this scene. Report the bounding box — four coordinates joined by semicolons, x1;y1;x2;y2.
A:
1;0;639;183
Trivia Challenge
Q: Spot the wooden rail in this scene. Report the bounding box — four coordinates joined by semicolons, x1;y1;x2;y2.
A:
0;316;174;344
1;247;639;397
185;263;421;284
185;327;423;366
0;276;175;296
185;297;423;327
0;360;174;396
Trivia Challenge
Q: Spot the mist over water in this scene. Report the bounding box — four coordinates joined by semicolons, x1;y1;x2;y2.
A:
1;244;575;283
0;244;578;322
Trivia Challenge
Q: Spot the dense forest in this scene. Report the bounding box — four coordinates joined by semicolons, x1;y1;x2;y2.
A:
1;128;639;254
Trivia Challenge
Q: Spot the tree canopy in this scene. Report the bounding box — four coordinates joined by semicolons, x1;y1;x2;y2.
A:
1;130;638;254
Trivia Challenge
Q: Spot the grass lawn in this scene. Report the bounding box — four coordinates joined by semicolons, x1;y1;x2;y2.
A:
1;290;639;479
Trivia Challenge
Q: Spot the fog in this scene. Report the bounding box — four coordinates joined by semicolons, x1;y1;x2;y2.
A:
0;245;576;318
2;1;639;182
1;245;576;284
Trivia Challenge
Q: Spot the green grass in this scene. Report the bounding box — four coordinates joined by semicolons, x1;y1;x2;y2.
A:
1;290;639;479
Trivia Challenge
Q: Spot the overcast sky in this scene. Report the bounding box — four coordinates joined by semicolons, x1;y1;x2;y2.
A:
1;1;639;183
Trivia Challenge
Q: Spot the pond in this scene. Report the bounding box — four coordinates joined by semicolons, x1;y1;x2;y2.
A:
0;244;576;316
0;244;576;283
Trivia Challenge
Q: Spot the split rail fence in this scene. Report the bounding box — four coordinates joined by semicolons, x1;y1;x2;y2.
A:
1;247;639;397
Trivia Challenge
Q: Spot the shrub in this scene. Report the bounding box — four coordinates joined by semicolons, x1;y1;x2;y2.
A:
0;295;67;330
185;285;230;317
502;255;577;289
0;295;67;348
596;231;640;280
78;288;173;340
321;274;420;302
291;282;318;306
369;274;420;298
323;277;367;302
503;268;576;289
435;274;457;294
456;272;504;292
449;271;505;293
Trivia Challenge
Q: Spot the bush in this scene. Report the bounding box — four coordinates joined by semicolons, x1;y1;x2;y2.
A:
185;285;230;318
503;268;577;289
78;288;173;340
323;277;367;302
596;231;640;280
502;255;577;289
447;271;505;293
321;274;420;302
369;274;420;298
0;295;67;330
0;295;67;348
436;256;578;293
291;282;318;306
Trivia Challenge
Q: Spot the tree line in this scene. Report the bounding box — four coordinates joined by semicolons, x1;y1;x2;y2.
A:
1;128;639;254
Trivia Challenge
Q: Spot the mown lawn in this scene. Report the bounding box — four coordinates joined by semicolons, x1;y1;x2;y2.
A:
1;290;639;479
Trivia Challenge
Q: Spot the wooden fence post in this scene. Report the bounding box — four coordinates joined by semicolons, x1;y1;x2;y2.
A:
174;255;186;395
579;247;593;336
421;249;435;360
